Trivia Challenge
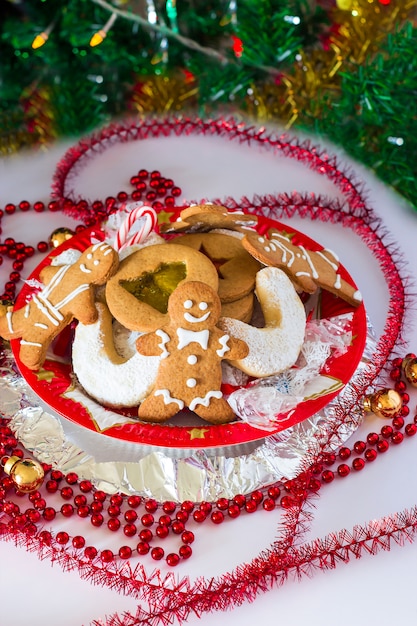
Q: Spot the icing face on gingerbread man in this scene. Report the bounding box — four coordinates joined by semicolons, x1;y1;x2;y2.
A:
136;281;248;424
0;242;119;370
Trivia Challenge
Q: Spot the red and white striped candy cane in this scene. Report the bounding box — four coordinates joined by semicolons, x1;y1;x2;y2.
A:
115;203;157;251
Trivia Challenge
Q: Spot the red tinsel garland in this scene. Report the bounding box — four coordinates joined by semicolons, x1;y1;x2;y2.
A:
0;117;414;626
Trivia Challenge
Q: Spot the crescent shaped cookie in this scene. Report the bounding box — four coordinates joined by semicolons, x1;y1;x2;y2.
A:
72;302;160;408
219;266;306;378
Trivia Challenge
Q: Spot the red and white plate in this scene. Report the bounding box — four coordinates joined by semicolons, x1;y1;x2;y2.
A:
12;210;367;450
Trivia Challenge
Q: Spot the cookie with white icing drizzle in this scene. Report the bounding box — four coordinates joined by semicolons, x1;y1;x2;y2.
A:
242;228;362;307
160;203;258;235
0;242;119;370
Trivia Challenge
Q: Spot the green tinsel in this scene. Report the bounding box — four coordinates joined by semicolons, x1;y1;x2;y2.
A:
0;0;416;207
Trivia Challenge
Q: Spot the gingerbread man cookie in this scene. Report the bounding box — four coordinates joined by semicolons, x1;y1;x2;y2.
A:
136;281;248;424
242;228;362;307
0;242;119;370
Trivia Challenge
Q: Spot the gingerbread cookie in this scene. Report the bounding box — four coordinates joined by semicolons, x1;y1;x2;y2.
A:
160;203;258;235
105;243;219;333
0;242;119;370
242;229;362;307
136;281;248;424
171;232;261;303
219;266;306;378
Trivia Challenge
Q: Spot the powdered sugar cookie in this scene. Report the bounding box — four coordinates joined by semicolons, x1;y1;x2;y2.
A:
219;266;306;377
72;302;160;408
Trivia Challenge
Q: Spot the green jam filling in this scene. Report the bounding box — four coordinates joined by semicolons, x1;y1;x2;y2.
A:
121;262;186;313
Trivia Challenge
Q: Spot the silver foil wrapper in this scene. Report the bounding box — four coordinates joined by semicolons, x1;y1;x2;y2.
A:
1;321;376;502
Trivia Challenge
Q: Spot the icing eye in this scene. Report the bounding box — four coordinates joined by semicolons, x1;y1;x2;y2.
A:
184;300;193;309
87;253;93;259
199;302;208;311
94;260;100;266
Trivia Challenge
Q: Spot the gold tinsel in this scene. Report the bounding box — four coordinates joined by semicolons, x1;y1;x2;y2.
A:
130;73;198;116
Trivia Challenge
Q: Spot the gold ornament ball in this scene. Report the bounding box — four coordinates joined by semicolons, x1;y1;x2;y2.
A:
402;357;417;387
4;456;45;493
49;227;75;248
363;388;403;418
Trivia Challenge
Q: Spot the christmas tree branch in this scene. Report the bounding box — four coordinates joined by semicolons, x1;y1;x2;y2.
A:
90;0;281;76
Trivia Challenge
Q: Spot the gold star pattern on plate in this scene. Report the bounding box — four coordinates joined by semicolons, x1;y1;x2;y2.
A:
188;428;209;440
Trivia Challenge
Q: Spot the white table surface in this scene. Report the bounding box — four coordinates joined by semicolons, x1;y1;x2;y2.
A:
1;119;417;626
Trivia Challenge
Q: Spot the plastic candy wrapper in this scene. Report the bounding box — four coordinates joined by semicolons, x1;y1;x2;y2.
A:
227;313;354;431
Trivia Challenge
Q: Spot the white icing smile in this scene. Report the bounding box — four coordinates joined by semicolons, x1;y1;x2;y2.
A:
184;310;210;323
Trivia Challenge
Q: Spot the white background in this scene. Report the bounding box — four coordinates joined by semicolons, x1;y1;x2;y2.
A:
1;120;417;625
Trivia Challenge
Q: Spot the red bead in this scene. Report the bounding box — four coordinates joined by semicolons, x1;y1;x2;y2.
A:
366;432;379;445
127;495;141;508
171;186;182;197
353;441;366;454
123;523;137;537
181;530;195;544
245;499;258;513
166;553;180;567
364;449;377;462
19;201;30;211
159;514;172;526
92;491;106;504
101;549;114;563
251;490;263;504
65;472;78;484
131;191;142;201
165;196;175;207
5;204;16;214
162;500;176;514
119;546;132;559
338;447;351;460
50;469;63;481
107;518;121;532
39;530;52;545
405;423;417;436
42;507;56;521
117;192;128;202
376;439;389;452
141;513;154;527
146;191;157;202
124;509;138;523
25;508;41;523
60;486;73;500
321;470;335;483
37;241;48;253
401;405;410;416
151;546;164;561
77;505;90;518
280;495;296;508
181;500;194;513
72;535;85;549
33;201;45;212
171;520;185;534
45;480;58;493
138;169;149;178
395;380;406;393
56;531;69;545
337;463;350;477
401;392;410;404
156;524;169;539
392;431;404;444
107;505;121;518
145;498;158;513
179;545;192;559
139;528;153;542
34;498;46;510
210;510;224;524
84;546;98;560
322;453;336;466
392;416;405;429
24;245;35;257
227;504;241;518
193;510;206;523
199;501;212;514
390;367;401;381
352;458;365;471
91;501;103;514
308;477;321;492
61;503;74;517
91;513;104;527
381;425;393;438
267;486;281;500
110;493;123;507
137;541;150;555
262;498;276;511
79;480;93;493
216;497;229;510
175;510;189;523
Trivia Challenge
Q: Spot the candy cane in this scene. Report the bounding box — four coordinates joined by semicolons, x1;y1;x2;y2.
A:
115;203;157;251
